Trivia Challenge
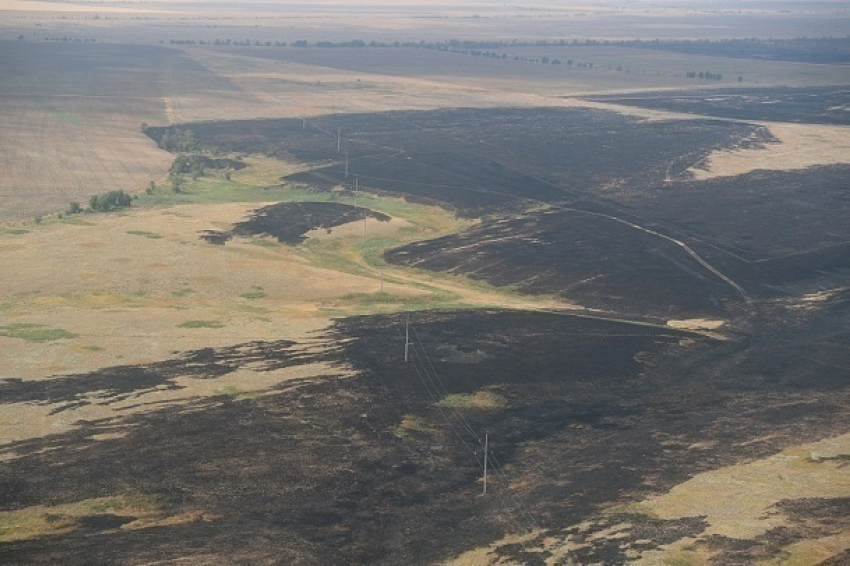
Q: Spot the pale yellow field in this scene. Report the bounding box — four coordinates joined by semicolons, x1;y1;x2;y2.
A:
0;200;419;447
0;202;409;378
691;121;850;180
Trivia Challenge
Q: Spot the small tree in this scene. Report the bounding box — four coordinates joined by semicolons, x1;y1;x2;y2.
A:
68;201;82;214
171;174;184;193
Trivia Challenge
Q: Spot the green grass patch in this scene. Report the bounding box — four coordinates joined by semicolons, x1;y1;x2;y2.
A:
437;390;508;410
136;174;327;207
0;323;78;342
395;414;442;439
125;230;162;239
247;238;280;248
233;303;269;314
215;385;241;397
214;385;262;400
340;291;399;305
3;229;29;235
178;320;225;329
59;217;96;226
171;289;195;297
240;290;267;300
81;345;104;352
323;289;465;316
300;237;371;277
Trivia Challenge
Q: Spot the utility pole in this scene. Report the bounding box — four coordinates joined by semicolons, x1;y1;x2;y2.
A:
483;433;489;495
361;179;367;239
404;314;411;363
345;151;349;178
337;128;342;152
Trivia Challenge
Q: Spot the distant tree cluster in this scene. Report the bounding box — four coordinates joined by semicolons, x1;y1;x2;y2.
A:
161;35;618;73
152;34;846;82
161;35;850;61
170;154;206;179
88;190;133;212
42;37;97;43
158;129;199;153
686;71;724;80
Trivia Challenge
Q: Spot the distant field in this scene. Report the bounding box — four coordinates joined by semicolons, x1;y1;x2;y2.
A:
0;43;176;220
3;0;849;43
1;35;848;221
223;43;850;96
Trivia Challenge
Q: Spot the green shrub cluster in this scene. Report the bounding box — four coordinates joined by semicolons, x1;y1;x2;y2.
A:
88;190;132;212
158;129;199;153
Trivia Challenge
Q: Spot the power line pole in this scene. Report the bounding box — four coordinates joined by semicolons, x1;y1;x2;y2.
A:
362;183;367;239
404;314;411;363
483;433;489;495
345;151;349;178
337;128;342;152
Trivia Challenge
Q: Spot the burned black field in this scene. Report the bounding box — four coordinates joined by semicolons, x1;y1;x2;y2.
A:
2;304;848;564
202;201;391;245
388;165;850;318
586;86;850;125
150;107;769;217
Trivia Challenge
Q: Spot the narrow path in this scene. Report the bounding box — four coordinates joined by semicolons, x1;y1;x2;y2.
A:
568;207;753;306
